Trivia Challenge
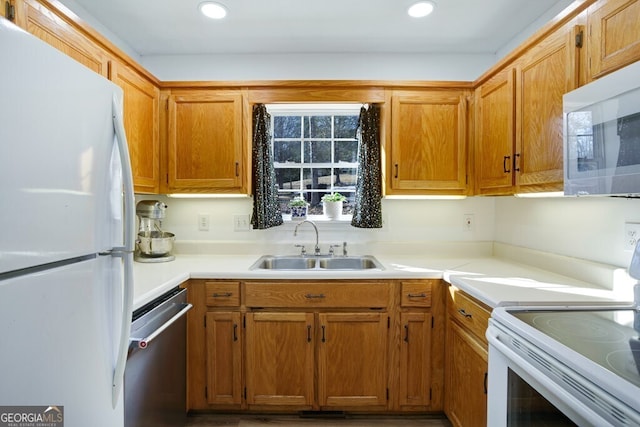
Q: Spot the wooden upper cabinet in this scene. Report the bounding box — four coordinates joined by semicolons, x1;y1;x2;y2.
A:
167;89;245;193
588;0;640;79
474;69;516;195
514;24;581;193
15;0;109;77
389;90;468;195
1;0;12;19
110;61;160;194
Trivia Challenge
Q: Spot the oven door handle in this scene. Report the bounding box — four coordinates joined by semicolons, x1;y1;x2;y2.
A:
486;327;621;427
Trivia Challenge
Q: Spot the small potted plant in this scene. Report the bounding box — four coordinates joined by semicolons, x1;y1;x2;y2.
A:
288;196;309;219
321;192;347;220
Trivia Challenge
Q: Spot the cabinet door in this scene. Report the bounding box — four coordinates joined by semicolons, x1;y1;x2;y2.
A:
245;312;315;407
390;91;468;195
167;90;244;193
16;0;109;77
1;0;11;19
444;320;488;427
205;311;242;405
515;26;579;193
110;61;160;194
588;0;640;79
399;312;432;407
317;312;388;407
475;69;516;195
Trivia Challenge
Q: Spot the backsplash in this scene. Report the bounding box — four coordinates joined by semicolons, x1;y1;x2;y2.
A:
135;194;640;268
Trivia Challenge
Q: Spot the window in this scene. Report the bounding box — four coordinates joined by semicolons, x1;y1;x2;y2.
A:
268;104;361;217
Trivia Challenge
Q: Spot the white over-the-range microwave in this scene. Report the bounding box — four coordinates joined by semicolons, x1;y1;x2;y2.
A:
564;60;640;197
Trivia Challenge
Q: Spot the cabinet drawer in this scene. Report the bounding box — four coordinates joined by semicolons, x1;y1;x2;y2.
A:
245;281;390;308
400;281;432;307
205;281;241;307
448;289;491;344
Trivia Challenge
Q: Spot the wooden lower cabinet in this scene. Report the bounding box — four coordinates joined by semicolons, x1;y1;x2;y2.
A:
444;288;490;427
317;312;388;407
187;279;444;414
245;312;315;407
399;312;432;407
205;311;242;405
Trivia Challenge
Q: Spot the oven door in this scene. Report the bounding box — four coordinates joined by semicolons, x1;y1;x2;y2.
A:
486;321;612;427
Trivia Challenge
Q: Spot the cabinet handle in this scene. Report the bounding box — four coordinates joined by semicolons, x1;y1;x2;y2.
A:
307;325;312;343
514;153;520;172
305;293;325;299
321;325;326;343
394;164;399;179
458;308;473;319
407;293;426;298
404;325;409;343
212;292;233;298
235;162;239;177
233;323;238;342
484;372;488;394
503;155;511;173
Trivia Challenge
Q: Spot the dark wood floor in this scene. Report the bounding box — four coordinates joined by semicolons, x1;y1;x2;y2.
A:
186;413;452;427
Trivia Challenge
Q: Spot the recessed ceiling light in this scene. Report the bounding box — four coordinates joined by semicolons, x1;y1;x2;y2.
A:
408;1;435;18
199;2;227;19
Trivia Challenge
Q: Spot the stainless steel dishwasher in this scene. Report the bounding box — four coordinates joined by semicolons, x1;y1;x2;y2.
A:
125;287;192;427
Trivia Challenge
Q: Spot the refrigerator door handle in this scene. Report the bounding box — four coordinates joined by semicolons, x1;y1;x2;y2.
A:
111;95;136;408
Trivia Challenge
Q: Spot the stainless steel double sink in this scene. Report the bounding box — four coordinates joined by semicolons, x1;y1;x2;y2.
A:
250;255;384;271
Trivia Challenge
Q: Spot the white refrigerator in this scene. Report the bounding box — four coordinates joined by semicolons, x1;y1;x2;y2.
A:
0;18;135;427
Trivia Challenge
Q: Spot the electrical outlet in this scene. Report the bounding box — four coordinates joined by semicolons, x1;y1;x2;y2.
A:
198;214;210;231
234;214;251;232
463;214;474;232
624;222;640;251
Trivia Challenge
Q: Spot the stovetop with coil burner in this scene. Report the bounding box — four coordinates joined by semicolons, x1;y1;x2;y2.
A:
511;308;640;388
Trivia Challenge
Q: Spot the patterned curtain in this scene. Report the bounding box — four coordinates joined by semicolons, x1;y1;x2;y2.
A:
251;104;283;229
351;104;383;228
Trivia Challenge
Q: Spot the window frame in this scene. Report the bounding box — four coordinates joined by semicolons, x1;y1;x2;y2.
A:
267;103;362;220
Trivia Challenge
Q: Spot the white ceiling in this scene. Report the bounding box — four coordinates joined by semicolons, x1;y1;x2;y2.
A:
62;0;573;57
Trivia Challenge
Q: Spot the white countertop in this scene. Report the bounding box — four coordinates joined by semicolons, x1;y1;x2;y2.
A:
132;244;636;311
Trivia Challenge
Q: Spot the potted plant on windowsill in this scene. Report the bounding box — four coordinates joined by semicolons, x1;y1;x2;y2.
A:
321;193;346;220
288;196;309;219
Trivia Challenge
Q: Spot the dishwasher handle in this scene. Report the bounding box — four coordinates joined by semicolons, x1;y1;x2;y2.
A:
130;303;193;349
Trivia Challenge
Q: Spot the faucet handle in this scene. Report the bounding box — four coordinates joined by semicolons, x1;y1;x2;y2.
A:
294;244;306;256
328;244;341;256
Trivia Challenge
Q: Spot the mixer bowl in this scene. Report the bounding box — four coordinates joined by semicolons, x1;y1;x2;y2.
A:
137;231;175;256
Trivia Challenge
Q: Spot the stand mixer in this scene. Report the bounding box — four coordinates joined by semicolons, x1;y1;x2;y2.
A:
135;200;175;263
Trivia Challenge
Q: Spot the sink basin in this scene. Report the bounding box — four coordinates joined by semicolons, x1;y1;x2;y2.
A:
252;256;317;270
250;255;383;271
317;256;382;270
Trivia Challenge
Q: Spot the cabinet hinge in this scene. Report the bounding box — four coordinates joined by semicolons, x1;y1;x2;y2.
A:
575;30;584;48
5;2;15;21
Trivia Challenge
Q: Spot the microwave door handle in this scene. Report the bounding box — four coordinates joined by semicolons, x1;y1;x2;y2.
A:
486;328;615;427
111;95;135;408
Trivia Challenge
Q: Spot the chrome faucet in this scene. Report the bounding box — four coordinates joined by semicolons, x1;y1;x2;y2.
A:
294;220;320;255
